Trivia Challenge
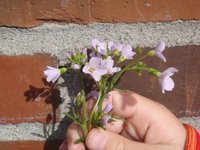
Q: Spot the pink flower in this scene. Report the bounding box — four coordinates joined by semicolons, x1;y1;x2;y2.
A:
44;66;61;83
103;103;113;113
82;57;107;81
108;41;117;51
101;103;113;127
91;39;107;55
159;67;178;93
105;56;121;75
102;114;111;128
117;44;136;59
154;41;166;62
90;90;99;99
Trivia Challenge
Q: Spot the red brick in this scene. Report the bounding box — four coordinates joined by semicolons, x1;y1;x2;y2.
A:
0;55;61;123
0;0;41;27
31;0;90;23
0;0;90;27
1;0;200;27
119;45;200;117
0;140;63;150
91;0;200;23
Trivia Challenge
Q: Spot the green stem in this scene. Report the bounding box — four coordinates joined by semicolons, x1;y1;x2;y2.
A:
77;70;88;138
87;55;148;131
127;54;147;68
88;86;103;130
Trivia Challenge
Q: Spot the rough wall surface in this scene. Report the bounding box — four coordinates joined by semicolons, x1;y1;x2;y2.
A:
1;0;200;27
0;1;200;149
1;21;200;149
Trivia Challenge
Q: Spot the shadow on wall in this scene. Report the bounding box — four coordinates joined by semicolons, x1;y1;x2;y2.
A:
24;78;61;133
24;71;85;149
24;78;64;150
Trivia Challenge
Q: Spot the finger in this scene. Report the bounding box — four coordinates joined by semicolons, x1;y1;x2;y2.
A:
59;139;67;150
66;123;85;150
86;98;96;113
106;118;124;134
108;90;140;118
85;128;136;150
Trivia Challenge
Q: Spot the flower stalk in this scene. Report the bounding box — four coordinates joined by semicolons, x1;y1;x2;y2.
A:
43;39;178;146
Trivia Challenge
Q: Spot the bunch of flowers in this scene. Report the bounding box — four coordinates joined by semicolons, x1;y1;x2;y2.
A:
44;39;178;143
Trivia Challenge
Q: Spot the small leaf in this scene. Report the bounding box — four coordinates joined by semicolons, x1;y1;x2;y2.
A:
64;112;76;121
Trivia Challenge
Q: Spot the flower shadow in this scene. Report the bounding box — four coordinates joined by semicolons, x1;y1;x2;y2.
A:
24;78;63;145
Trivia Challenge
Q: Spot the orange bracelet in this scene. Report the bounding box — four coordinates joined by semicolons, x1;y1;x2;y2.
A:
183;124;200;150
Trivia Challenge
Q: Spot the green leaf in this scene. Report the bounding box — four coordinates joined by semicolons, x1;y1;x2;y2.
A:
64;112;76;121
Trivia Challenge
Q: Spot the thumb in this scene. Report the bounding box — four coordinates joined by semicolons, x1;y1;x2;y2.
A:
85;128;134;150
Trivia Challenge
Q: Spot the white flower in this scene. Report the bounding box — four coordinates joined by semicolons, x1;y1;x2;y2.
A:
82;57;107;81
159;67;178;93
72;64;80;69
154;41;166;62
44;66;61;83
91;39;107;55
117;44;136;59
105;56;121;75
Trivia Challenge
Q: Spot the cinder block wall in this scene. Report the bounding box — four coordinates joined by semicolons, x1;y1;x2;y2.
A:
0;0;200;149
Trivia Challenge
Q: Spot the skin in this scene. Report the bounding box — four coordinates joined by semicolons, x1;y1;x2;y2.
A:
60;90;186;150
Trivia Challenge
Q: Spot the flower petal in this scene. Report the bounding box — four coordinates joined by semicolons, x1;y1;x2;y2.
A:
155;41;165;52
91;90;99;99
155;52;166;62
110;67;121;73
102;115;111;128
106;56;114;68
159;76;175;93
160;67;178;78
82;64;90;74
92;39;100;48
91;72;102;81
159;67;178;93
44;66;61;83
108;41;117;51
104;103;113;113
154;42;166;62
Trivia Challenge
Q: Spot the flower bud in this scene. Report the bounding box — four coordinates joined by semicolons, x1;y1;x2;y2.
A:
119;56;126;62
59;67;67;74
114;50;120;56
147;50;155;57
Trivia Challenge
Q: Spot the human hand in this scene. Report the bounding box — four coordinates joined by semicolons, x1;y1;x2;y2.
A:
60;90;186;150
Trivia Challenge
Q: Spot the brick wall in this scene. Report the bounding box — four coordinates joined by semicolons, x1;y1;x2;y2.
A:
1;0;200;27
0;0;200;149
